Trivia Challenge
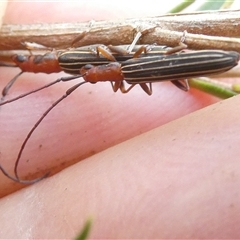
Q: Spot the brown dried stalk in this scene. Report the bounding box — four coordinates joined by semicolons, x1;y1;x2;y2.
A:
0;9;240;51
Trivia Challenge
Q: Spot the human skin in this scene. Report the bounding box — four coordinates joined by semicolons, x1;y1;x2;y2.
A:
0;1;240;239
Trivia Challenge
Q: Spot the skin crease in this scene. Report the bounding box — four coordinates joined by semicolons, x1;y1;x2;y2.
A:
0;1;240;239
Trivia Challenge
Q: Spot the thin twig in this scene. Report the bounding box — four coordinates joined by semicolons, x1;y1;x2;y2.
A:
0;9;240;51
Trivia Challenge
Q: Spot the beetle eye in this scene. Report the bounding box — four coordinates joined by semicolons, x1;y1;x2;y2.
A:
14;55;27;62
84;64;93;70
